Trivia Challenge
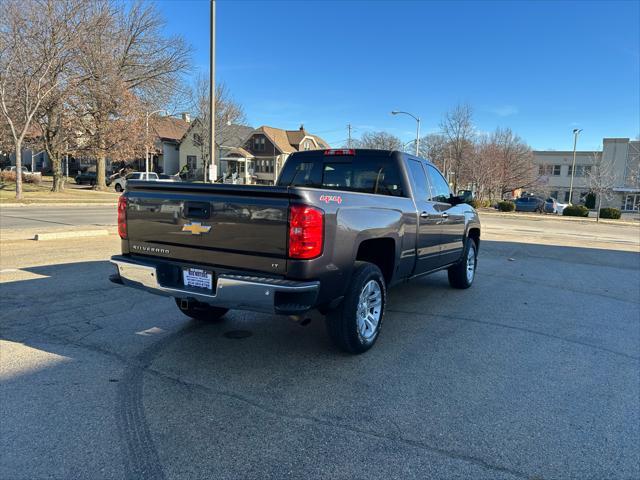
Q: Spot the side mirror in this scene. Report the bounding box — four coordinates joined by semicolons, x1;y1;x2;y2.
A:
449;194;466;206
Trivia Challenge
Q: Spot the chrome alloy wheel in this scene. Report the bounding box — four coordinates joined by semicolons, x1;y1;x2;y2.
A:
356;280;382;341
466;243;477;283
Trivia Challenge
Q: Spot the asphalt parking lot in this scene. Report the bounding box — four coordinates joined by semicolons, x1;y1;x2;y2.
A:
1;214;639;479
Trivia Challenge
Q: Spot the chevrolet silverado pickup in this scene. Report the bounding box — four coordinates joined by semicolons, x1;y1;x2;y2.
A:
110;149;481;353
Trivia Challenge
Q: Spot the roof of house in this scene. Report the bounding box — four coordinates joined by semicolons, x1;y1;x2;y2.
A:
252;125;330;153
178;119;253;149
216;124;253;148
150;116;190;142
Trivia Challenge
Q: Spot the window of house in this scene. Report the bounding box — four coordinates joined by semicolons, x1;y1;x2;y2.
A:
568;165;588;176
187;155;197;170
425;164;451;203
564;191;571;202
550;190;559;199
193;134;203;146
253;137;265;151
539;165;560;176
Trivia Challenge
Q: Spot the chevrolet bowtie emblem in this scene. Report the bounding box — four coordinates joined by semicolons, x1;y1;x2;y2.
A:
182;222;212;235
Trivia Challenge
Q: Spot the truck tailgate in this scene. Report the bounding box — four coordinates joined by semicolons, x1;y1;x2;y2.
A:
123;182;295;275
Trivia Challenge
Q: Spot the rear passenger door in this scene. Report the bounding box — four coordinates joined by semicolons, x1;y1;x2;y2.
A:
406;159;445;274
425;164;465;265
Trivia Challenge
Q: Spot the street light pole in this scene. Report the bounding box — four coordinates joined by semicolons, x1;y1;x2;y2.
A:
568;128;582;204
145;109;167;175
391;110;421;156
208;0;216;183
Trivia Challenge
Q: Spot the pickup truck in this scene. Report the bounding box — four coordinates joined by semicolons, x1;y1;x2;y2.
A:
110;149;481;353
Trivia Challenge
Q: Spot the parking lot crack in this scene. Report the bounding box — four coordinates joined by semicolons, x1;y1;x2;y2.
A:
141;365;529;479
387;308;640;362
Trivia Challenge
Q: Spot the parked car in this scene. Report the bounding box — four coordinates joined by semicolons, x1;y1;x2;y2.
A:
110;148;481;354
2;166;41;176
113;171;158;192
158;174;180;182
3;166;29;174
75;171;111;186
544;197;569;214
515;196;545;213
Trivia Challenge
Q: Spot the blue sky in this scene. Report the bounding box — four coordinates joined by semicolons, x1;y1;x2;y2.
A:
157;0;639;151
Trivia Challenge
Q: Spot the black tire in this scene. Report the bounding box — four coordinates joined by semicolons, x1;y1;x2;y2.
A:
175;298;228;322
448;237;477;289
115;183;123;192
326;262;386;354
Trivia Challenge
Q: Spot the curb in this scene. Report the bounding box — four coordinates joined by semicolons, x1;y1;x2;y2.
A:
1;202;117;207
34;229;111;241
477;209;640;226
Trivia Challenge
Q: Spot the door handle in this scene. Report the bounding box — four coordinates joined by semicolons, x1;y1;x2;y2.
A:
441;212;449;219
420;211;429;218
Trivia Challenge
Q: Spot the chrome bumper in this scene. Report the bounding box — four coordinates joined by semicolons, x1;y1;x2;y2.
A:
110;256;319;314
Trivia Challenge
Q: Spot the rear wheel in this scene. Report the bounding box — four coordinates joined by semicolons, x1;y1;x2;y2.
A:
326;262;386;354
448;238;477;289
175;298;228;322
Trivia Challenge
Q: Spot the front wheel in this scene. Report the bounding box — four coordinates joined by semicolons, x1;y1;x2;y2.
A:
326;262;386;354
175;298;228;322
448;238;477;289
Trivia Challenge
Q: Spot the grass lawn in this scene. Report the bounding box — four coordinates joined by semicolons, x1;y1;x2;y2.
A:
0;180;119;204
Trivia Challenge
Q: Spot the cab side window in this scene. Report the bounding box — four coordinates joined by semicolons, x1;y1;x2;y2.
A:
426;165;451;203
407;159;430;201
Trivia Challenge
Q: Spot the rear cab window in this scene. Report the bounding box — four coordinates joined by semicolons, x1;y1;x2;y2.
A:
278;151;406;197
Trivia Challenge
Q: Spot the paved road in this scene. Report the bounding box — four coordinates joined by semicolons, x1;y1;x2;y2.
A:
0;204;117;229
1;217;639;479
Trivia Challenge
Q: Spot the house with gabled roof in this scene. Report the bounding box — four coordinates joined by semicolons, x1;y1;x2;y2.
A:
148;114;191;175
243;125;330;184
178;120;254;180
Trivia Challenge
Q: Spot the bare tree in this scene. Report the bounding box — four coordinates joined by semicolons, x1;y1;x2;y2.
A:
188;75;246;181
419;133;448;172
73;0;191;189
440;103;475;191
355;131;402;150
490;127;537;198
587;150;616;222
0;0;84;199
462;136;499;201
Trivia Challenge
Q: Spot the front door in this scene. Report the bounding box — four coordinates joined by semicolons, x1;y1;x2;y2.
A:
406;159;443;274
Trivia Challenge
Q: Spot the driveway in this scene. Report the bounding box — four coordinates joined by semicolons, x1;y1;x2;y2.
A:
1;216;638;479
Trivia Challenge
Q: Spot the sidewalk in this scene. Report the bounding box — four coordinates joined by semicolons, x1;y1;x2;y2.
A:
478;208;640;226
1;225;117;241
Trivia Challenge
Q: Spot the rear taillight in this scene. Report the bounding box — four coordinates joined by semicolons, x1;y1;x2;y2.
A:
117;196;127;239
288;205;324;259
324;149;355;156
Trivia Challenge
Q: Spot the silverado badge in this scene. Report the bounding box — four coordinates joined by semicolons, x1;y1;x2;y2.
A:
182;222;212;235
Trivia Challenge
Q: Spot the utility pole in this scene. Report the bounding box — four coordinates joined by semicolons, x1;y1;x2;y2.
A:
208;0;216;183
568;128;582;204
347;123;352;148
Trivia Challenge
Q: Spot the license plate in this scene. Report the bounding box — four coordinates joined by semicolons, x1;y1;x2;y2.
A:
182;268;213;290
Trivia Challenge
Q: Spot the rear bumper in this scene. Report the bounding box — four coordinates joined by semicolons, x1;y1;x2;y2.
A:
109;255;319;315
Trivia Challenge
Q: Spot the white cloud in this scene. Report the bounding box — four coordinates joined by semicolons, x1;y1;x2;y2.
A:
490;105;519;117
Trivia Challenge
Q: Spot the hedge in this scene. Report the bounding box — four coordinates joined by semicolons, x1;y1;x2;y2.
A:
0;171;42;184
497;201;515;212
562;205;589;217
469;199;492;208
599;207;621;219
